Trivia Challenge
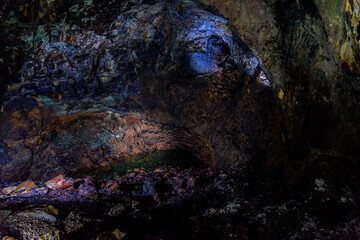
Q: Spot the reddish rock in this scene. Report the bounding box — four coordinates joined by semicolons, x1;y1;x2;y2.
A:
1;186;17;195
44;175;74;190
80;158;93;169
14;180;37;194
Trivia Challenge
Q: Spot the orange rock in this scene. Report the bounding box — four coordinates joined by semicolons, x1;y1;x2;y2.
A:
2;236;17;240
109;183;119;191
1;186;17;195
112;229;126;240
96;229;126;240
74;178;83;183
45;175;74;190
14;180;37;193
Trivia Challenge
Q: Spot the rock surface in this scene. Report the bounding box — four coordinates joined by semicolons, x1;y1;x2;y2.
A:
0;0;359;211
0;0;274;183
200;0;360;176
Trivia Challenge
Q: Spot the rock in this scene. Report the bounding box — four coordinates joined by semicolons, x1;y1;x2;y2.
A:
96;229;126;240
4;205;62;240
1;186;16;195
13;180;37;194
14;205;58;223
186;177;196;189
108;204;125;217
32;187;49;195
64;211;91;234
106;180;119;192
112;229;126;240
78;184;98;200
38;229;63;240
0;209;11;224
44;174;74;190
0;0;272;183
1;237;17;240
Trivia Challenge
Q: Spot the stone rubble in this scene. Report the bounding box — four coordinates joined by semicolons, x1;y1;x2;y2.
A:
0;166;359;239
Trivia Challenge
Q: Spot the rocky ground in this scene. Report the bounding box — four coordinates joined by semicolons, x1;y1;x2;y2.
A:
0;164;359;240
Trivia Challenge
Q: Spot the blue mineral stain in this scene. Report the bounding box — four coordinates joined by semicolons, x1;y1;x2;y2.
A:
188;52;218;75
179;9;261;77
178;11;234;76
246;56;259;75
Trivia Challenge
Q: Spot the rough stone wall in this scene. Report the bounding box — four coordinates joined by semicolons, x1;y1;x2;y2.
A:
0;0;274;183
0;0;360;183
201;0;360;175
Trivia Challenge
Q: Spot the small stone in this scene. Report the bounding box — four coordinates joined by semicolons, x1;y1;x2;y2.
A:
1;186;16;195
64;211;91;234
78;184;98;200
0;210;11;224
108;204;125;217
84;177;94;186
33;187;49;195
2;236;16;240
112;229;126;240
96;229;126;240
14;180;37;194
45;174;74;190
45;205;59;216
38;228;62;240
109;183;119;192
80;158;93;169
96;232;118;240
15;205;58;223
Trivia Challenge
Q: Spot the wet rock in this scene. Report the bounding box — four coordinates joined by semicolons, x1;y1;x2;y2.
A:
44;175;74;190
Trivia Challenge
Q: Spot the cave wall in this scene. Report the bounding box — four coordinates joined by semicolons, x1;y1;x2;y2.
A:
200;0;360;172
0;0;360;183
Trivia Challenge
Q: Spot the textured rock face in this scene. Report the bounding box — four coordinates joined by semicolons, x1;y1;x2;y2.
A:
1;0;360;184
0;0;273;183
201;0;360;175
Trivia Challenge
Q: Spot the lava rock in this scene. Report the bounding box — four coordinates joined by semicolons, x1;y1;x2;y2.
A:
0;0;273;183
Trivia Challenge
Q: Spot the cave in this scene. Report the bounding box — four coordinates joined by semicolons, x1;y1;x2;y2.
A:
1;0;360;239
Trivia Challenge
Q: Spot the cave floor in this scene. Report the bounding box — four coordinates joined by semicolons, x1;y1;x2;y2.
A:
0;162;360;240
